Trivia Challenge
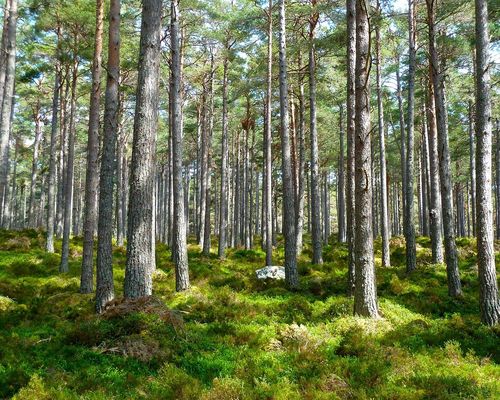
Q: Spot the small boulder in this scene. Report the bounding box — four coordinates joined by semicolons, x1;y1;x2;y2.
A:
256;266;285;280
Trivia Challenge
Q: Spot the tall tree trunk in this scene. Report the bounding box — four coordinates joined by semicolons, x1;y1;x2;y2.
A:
427;77;443;262
0;0;11;111
427;0;462;297
0;0;16;227
468;101;476;236
279;0;298;288
346;0;356;294
323;171;330;242
96;0;120;312
81;0;105;294
474;0;500;326
124;0;161;298
338;104;346;243
203;57;215;256
309;1;322;265
115;95;125;247
396;62;406;221
46;27;61;253
405;0;417;273
421;111;430;236
10;138;17;227
354;0;378;318
28;106;43;227
60;52;78;273
170;0;190;291
56;72;69;238
218;49;230;258
264;0;273;266
375;3;390;266
198;84;207;247
296;51;306;254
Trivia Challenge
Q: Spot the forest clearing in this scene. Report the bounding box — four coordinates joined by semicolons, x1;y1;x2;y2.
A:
0;0;499;398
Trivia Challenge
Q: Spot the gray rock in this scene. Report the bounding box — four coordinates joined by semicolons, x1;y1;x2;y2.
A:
256;266;285;280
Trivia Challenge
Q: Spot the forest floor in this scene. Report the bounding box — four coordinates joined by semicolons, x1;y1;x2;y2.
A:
0;229;499;399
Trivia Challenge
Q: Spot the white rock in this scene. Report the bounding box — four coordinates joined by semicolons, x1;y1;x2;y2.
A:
256;266;285;280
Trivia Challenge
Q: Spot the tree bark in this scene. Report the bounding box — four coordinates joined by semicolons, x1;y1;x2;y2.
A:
170;0;190;291
375;3;390;267
421;111;430;237
279;0;298;288
427;0;462;297
46;26;61;253
474;0;500;326
60;52;78;273
202;56;215;256
405;0;416;273
28;104;43;227
264;0;273;266
468;101;476;236
396;62;406;222
218;50;230;258
96;0;120;313
296;51;306;254
0;0;16;227
81;0;105;294
426;77;443;263
338;105;346;243
354;0;378;318
124;0;161;298
346;0;356;295
309;2;322;265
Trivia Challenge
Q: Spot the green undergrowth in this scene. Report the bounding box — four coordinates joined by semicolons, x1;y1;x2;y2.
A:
0;228;499;399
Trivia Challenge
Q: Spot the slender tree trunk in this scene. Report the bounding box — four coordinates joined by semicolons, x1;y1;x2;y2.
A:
396;63;406;220
427;0;462;297
46;28;61;253
218;51;230;258
56;73;69;238
375;4;390;266
427;77;443;263
116;123;125;246
96;0;120;312
264;0;273;266
124;0;161;298
346;0;356;295
309;2;322;265
0;0;11;111
28;107;43;227
198;85;207;247
60;52;78;273
0;0;16;227
421;111;430;236
354;0;378;318
474;0;500;326
10;138;16;227
203;58;215;256
468;101;476;236
279;0;298;288
248;127;255;248
81;0;105;293
323;171;330;242
170;0;189;291
405;0;417;273
296;51;306;254
338;105;346;243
